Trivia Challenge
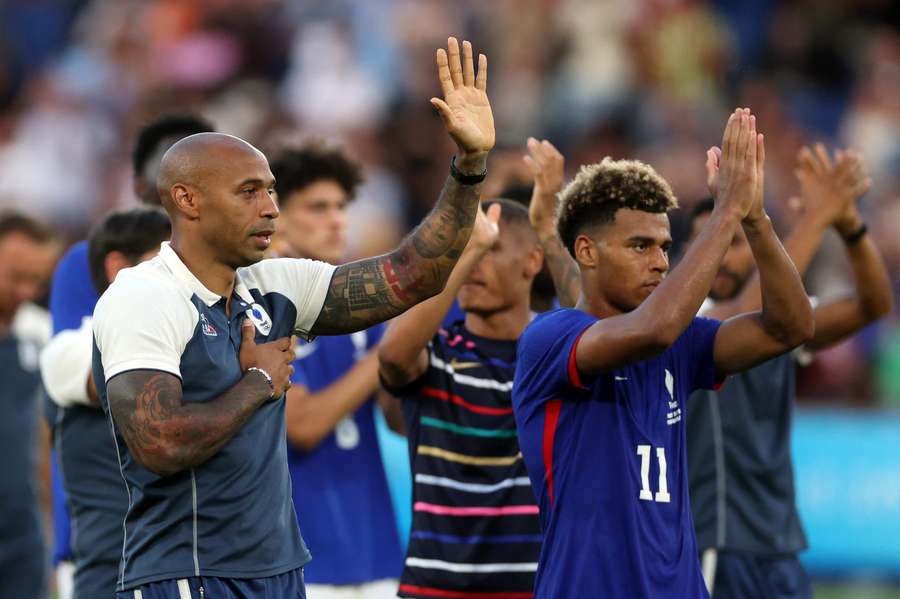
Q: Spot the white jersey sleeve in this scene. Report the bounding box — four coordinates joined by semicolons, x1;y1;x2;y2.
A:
41;316;94;407
93;270;198;381
239;258;336;340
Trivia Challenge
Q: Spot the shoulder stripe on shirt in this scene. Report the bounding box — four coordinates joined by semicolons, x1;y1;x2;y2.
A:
410;531;543;544
405;557;538;573
421;416;518;438
415;473;532;494
418;445;521;466
398;583;532;598
414;502;539;517
429;354;514;392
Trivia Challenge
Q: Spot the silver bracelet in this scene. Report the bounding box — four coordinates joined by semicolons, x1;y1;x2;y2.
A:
246;367;275;398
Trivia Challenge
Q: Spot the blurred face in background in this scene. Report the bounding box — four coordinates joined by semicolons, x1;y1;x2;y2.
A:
275;179;349;263
458;220;543;316
0;233;58;325
689;210;754;301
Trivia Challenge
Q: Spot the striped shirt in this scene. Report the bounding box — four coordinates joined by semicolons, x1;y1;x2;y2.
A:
388;322;540;599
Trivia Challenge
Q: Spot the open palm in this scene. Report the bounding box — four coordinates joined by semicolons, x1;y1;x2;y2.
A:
432;37;495;157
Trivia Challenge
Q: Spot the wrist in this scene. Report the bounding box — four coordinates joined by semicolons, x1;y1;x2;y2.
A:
835;212;864;237
246;366;275;399
741;213;773;237
453;152;488;175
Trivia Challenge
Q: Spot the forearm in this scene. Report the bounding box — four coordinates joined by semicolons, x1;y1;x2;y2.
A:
639;208;741;342
845;235;893;320
109;371;271;476
286;352;380;451
743;216;814;343
379;242;485;386
313;155;485;335
537;230;580;308
709;214;828;319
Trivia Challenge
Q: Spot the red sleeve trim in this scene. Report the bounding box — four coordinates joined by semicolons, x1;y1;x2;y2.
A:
567;328;590;390
542;399;563;509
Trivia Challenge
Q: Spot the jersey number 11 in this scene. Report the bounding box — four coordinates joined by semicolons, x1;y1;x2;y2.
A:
636;445;671;503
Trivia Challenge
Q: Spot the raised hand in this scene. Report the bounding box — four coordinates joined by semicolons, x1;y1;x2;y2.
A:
239;320;295;398
467;202;502;253
706;108;764;222
431;37;495;161
524;137;565;234
795;144;871;235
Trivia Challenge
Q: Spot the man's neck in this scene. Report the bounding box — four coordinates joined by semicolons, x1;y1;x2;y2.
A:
170;236;236;309
576;274;625;320
463;301;532;341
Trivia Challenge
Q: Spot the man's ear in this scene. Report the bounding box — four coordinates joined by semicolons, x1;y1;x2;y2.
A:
104;251;132;287
524;244;544;279
169;184;201;220
574;234;599;268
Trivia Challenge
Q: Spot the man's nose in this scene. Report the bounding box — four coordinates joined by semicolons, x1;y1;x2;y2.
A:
260;193;279;219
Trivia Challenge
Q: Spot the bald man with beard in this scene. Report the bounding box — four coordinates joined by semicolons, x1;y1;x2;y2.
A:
91;37;494;599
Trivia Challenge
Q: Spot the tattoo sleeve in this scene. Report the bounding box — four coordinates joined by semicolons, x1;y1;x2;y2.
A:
107;370;271;477
539;232;581;308
312;163;483;335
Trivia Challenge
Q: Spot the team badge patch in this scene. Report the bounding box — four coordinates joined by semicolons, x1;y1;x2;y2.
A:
246;303;272;335
200;313;217;337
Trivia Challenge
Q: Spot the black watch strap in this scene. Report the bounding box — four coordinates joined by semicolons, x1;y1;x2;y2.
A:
450;156;487;185
843;223;868;244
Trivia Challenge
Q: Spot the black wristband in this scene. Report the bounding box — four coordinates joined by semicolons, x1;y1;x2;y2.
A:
843;223;868;245
450;155;487;185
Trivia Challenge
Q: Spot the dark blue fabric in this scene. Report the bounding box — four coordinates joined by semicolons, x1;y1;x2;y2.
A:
96;290;311;590
710;551;812;599
287;325;403;584
688;353;808;555
0;333;47;598
115;567;306;599
513;308;721;599
47;240;99;566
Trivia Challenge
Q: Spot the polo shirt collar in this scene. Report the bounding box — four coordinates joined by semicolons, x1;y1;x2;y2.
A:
158;242;255;308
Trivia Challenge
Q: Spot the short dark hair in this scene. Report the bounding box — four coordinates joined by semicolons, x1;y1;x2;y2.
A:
269;143;364;206
0;212;56;245
132;113;215;177
556;158;678;256
482;198;534;232
88;208;171;295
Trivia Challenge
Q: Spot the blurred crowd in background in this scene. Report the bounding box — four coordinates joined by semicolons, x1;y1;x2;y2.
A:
1;0;899;405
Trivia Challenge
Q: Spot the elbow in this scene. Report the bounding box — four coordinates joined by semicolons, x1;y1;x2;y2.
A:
132;443;185;478
771;310;815;349
864;292;894;323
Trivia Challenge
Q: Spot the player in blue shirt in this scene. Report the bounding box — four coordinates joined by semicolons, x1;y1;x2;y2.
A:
513;109;816;599
268;143;403;598
94;37;495;598
45;113;214;598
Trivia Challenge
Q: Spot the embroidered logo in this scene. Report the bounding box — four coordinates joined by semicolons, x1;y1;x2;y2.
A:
246;303;272;336
199;313;217;337
665;369;681;425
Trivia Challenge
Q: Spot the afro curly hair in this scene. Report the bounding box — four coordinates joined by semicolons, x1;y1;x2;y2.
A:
556;157;678;257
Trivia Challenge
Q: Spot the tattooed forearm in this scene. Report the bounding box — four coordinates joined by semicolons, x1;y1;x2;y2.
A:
314;163;484;335
107;370;270;477
539;232;581;308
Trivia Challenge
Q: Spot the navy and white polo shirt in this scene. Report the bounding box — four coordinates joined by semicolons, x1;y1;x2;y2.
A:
92;241;335;591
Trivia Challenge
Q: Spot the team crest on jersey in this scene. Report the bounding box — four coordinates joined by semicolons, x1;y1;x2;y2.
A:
199;313;217;337
246;303;272;335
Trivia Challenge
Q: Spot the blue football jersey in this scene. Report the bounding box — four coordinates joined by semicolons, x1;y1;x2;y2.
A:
287;326;403;584
513;308;721;599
